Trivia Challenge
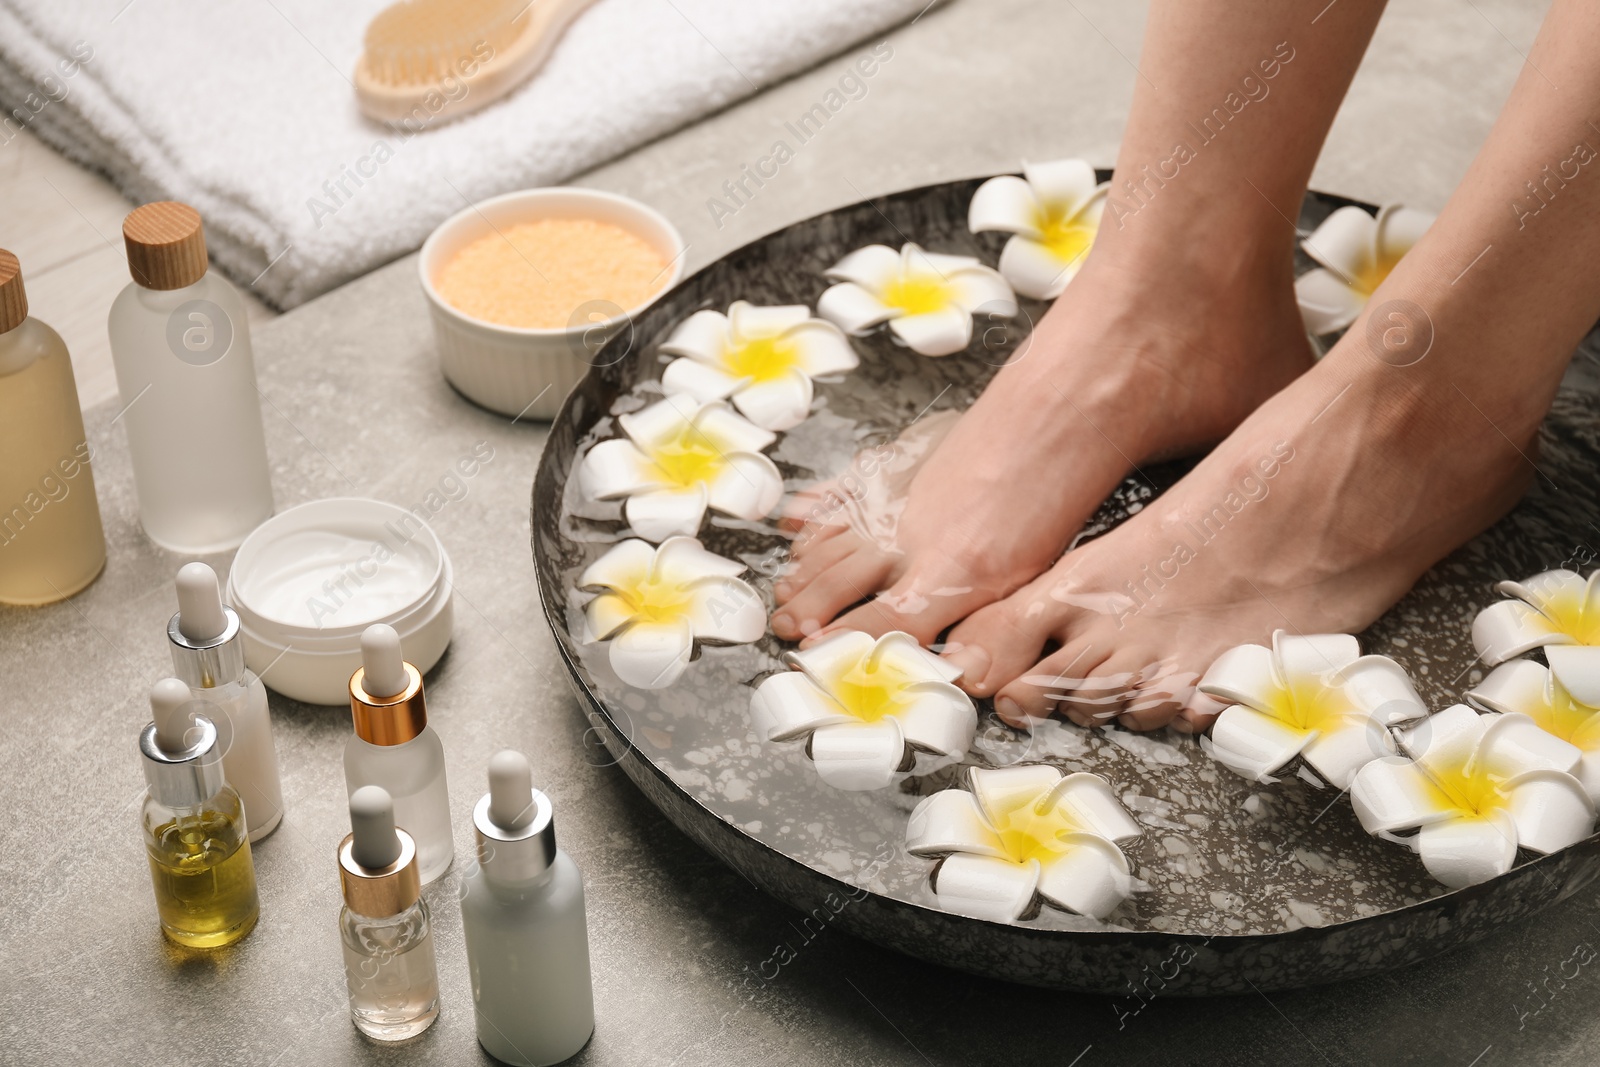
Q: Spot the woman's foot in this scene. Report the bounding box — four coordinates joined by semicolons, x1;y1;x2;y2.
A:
943;330;1537;733
771;232;1315;647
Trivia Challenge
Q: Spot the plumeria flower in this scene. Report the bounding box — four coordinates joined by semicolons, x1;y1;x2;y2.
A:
577;394;784;541
579;537;764;689
1473;571;1600;686
967;158;1110;300
816;243;1016;357
1350;703;1594;889
905;765;1141;922
658;302;859;432
749;630;975;791
1294;203;1435;334
1469;654;1600;801
1198;631;1429;789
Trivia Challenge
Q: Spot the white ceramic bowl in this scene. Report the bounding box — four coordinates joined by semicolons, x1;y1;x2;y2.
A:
419;187;685;420
225;497;454;705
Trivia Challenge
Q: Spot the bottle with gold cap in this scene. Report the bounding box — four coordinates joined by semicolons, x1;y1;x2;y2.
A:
140;678;260;949
338;785;441;1041
344;623;453;883
0;248;107;605
108;201;273;553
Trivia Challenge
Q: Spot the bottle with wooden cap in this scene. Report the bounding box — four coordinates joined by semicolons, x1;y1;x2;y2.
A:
338;785;441;1041
0;248;106;605
343;624;453;883
108;201;273;553
458;750;594;1066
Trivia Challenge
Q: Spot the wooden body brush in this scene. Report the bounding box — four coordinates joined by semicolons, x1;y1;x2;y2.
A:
355;0;599;126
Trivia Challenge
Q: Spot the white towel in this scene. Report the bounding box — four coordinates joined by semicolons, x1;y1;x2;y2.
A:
0;0;931;308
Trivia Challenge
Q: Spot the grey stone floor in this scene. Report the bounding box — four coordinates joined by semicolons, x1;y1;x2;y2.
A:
3;0;1591;1064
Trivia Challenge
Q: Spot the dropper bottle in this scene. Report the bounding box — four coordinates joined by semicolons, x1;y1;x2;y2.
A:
344;624;453;883
459;750;594;1066
169;561;283;841
139;678;260;948
338;785;441;1041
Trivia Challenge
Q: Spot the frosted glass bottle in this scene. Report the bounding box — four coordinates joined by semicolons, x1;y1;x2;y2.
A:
107;201;273;553
344;625;454;884
169;562;284;841
0;249;106;605
459;752;594;1066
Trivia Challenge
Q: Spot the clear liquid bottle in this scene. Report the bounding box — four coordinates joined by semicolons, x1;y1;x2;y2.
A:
338;785;441;1042
168;561;283;841
343;624;453;883
459;751;594;1066
107;201;273;553
139;678;260;949
0;248;106;605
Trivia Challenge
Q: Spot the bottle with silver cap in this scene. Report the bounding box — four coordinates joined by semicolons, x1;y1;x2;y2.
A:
338;785;441;1042
343;624;453;883
139;678;260;949
168;561;283;841
458;750;594;1066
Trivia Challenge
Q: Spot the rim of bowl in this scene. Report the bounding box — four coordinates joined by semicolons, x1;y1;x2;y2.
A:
418;187;687;339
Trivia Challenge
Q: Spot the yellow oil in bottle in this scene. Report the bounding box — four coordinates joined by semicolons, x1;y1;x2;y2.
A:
146;809;260;949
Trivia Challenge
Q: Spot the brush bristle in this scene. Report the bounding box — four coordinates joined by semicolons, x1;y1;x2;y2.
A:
362;0;527;87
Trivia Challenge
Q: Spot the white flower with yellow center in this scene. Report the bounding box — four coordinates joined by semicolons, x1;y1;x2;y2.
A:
1294;203;1435;335
580;537;764;689
816;243;1016;357
1199;631;1429;789
905;765;1141;922
749;630;975;792
1350;703;1594;889
659;301;860;432
1469;654;1600;802
577;394;784;542
967;158;1109;300
1473;571;1600;683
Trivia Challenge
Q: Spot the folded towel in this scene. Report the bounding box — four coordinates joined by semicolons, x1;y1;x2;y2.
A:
0;0;932;308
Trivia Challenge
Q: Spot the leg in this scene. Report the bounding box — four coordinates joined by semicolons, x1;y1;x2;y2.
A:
774;0;1389;648
961;0;1600;730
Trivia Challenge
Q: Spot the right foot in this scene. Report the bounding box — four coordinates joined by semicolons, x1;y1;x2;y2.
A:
772;221;1317;665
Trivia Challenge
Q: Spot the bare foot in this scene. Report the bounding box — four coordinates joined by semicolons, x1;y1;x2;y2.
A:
943;343;1536;733
771;234;1314;648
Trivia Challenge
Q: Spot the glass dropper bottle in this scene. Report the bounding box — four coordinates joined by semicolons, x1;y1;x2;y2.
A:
338;785;441;1041
139;678;260;949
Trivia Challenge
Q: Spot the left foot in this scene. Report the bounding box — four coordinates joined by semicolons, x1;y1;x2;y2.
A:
942;334;1539;733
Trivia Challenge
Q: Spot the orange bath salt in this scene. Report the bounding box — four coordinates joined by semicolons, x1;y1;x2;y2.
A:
437;217;669;330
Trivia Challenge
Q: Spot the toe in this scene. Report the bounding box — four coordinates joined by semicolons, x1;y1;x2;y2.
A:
942;588;1059;698
1171;690;1228;735
808;564;1005;647
777;481;846;535
996;640;1113;728
770;548;895;641
1112;654;1198;732
775;531;861;606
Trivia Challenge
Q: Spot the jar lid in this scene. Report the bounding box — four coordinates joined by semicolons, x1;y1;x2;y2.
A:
225;497;454;704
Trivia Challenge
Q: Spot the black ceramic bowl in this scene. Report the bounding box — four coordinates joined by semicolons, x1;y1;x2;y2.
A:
532;176;1600;994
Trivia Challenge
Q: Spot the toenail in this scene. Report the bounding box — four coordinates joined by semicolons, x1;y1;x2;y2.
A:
774;580;793;599
771;612;794;633
944;645;991;687
995;696;1025;725
798;618;822;636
